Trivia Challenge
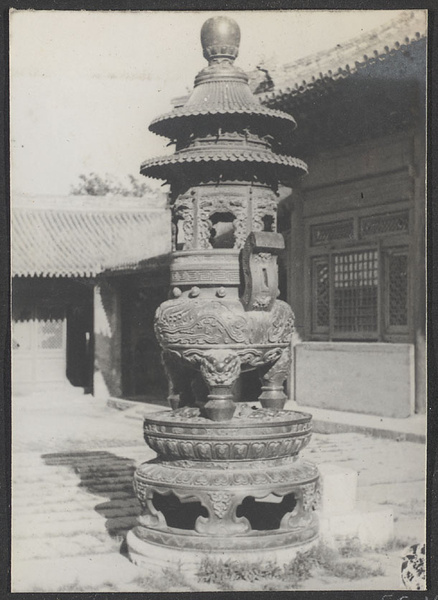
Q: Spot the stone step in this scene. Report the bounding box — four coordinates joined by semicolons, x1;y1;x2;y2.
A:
285;402;426;444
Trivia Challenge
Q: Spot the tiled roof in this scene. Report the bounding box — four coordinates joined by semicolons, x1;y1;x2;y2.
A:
140;147;308;179
256;11;427;104
150;79;297;139
12;195;171;278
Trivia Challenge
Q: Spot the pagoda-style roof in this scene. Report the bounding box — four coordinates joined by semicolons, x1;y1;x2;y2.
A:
12;194;171;278
142;15;306;186
140;146;307;181
149;79;297;141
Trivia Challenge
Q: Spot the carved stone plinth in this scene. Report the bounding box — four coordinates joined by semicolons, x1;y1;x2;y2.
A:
127;405;320;565
126;531;318;577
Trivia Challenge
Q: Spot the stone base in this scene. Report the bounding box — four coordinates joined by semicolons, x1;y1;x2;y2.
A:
128;406;321;571
318;463;358;514
320;501;394;547
126;527;319;576
317;463;394;548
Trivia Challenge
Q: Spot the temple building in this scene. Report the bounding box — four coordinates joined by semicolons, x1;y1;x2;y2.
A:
11;193;170;399
252;10;427;417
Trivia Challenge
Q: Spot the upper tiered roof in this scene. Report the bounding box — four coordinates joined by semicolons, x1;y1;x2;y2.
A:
149;16;297;141
141;16;306;185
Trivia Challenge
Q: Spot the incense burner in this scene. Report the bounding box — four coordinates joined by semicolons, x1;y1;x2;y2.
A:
127;15;319;569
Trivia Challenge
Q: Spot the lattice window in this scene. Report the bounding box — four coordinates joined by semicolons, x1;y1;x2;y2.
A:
360;211;409;238
311;257;330;331
310;220;354;246
36;306;65;350
37;320;64;349
309;232;410;339
333;250;378;335
388;253;408;327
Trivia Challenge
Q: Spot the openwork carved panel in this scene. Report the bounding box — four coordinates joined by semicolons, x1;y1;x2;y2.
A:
301;481;321;512
131;455;319;550
360;211;409;238
197;194;247;249
312;258;330;330
310;219;354;246
173;195;195;250
252;193;278;233
388;252;408;327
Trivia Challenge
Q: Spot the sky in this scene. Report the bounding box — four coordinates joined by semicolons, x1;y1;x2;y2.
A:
10;9;414;197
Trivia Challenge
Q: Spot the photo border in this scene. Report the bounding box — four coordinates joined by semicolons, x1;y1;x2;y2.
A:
2;1;437;598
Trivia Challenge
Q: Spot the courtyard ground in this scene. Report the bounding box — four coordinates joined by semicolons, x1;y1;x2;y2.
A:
11;388;426;592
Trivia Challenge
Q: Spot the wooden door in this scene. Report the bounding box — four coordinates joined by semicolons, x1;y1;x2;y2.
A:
121;284;168;400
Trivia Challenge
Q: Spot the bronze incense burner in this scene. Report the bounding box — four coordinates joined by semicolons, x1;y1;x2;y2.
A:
127;15;320;568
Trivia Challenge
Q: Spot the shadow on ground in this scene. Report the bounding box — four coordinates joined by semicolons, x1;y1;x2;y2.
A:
42;451;141;547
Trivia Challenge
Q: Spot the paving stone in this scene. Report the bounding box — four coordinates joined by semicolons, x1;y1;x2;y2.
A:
14;517;108;539
12;552;146;593
11;391;426;592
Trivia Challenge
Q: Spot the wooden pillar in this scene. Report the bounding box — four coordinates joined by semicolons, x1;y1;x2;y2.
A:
288;188;306;340
412;129;426;414
284;187;306;403
93;278;122;399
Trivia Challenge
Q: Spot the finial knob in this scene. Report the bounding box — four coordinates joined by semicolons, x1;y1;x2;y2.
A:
201;16;240;63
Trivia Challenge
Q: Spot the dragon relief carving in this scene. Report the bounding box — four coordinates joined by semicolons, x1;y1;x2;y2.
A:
154;300;251;346
258;347;291;408
234;347;282;367
199;349;241;387
301;481;321;512
267;302;295;343
154;299;294;350
261;347;291;388
252;193;278;232
173;195;195;250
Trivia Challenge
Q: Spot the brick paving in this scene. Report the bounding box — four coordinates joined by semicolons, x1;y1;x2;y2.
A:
11;390;426;592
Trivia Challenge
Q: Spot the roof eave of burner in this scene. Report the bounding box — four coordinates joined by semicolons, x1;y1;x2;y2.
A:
147;17;298;143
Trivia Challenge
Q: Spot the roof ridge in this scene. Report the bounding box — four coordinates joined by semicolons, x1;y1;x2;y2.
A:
256;10;427;99
282;11;425;70
12;193;167;212
11;205;171;277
